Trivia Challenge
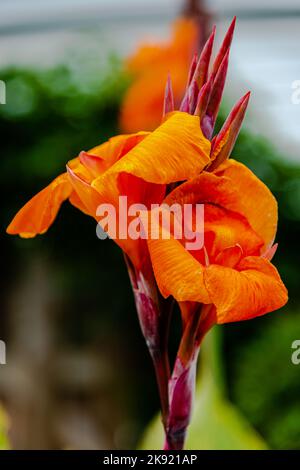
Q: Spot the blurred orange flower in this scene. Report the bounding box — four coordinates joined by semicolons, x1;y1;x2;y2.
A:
119;18;199;133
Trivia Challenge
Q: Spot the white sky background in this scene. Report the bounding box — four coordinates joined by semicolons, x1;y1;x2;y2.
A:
0;0;299;162
0;0;299;22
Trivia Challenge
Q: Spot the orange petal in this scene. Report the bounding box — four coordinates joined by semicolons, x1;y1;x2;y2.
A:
204;256;288;324
165;171;264;257
166;165;275;253
214;159;277;249
67;165;153;268
142;215;210;303
66;165;101;217
68;133;150;184
215;244;243;268
92;112;210;202
165;170;242;207
67;156;94;184
7;173;73;238
203;204;263;259
88;132;149;169
68;190;91;216
79;151;107;178
90;112;210;265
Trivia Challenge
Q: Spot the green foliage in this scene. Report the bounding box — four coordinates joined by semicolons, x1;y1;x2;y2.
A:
232;311;300;450
0;55;130;187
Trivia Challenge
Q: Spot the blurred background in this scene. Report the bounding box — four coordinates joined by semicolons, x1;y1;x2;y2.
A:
1;0;300;450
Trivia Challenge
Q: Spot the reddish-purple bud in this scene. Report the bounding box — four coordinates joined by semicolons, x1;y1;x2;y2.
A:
163;74;175;116
186;53;198;89
192;26;216;89
188;79;199;114
204;49;230;138
209;91;250;170
164;351;199;450
211;16;236;78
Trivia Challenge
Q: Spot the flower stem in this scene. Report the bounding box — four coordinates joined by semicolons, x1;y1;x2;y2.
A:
124;254;172;430
150;347;170;429
163;304;204;450
164;429;187;450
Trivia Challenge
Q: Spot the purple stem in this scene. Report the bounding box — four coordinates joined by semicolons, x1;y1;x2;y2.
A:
124;254;172;429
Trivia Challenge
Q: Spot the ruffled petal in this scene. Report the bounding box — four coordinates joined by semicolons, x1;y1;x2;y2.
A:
164;171;264;258
204;256;288;324
214;244;243;268
88;132;149;170
92;112;210;204
66;165;101;217
214;159;277;249
203;204;263;259
165;170;244;208
79;152;107;178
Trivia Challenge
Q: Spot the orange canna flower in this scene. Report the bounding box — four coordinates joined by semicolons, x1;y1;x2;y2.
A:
6;17;288;450
6;17;238;273
6;20;239;442
120;18;199;133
